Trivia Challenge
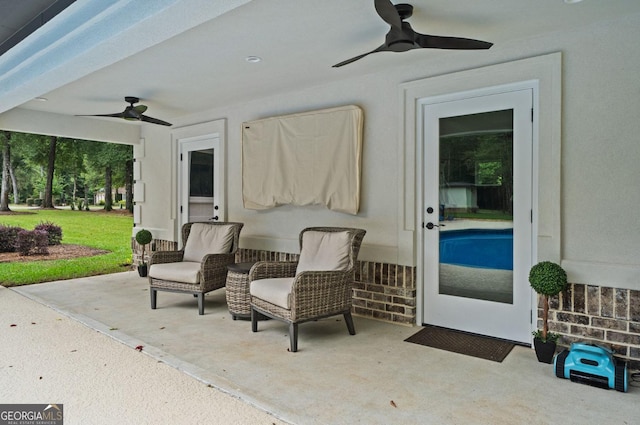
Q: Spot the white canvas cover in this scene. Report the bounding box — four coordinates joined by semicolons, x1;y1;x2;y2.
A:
242;105;363;215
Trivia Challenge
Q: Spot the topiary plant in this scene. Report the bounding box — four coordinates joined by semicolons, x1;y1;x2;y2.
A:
529;261;567;342
135;229;153;266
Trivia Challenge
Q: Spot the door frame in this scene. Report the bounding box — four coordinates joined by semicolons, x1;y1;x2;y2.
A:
415;81;539;342
420;86;535;343
172;119;227;237
399;54;562;343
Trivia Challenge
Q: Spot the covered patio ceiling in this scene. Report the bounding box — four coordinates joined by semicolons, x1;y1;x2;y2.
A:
1;0;640;131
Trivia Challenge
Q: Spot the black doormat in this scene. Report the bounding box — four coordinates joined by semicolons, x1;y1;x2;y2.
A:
404;325;515;362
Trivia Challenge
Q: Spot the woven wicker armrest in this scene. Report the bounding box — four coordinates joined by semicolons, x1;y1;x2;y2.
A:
292;270;352;294
201;253;236;279
289;270;353;320
150;250;184;265
249;261;298;281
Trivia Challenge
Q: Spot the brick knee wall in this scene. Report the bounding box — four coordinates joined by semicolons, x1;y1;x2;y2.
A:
353;262;416;325
546;283;640;369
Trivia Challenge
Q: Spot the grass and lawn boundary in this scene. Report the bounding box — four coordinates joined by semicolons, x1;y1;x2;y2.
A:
0;206;133;286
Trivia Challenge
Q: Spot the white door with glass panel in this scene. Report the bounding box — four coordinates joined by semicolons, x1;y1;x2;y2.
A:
179;135;222;226
422;88;533;344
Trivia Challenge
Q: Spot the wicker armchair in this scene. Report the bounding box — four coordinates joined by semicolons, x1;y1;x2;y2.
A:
148;221;243;315
249;227;366;352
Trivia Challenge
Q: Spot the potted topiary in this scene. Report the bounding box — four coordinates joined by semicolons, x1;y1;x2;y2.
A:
529;261;568;363
135;229;153;277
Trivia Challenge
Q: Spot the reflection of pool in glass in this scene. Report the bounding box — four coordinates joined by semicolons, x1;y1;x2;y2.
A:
439;228;513;304
440;228;513;271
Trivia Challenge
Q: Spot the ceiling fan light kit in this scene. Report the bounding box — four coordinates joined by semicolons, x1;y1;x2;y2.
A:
76;96;172;126
333;0;493;67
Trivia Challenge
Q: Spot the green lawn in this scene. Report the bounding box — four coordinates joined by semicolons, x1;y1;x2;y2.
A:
0;207;133;286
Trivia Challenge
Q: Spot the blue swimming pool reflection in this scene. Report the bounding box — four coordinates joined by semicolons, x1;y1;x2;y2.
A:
439;228;513;271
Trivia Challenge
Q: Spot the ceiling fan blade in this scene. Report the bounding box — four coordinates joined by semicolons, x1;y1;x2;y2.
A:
76;112;126;118
332;44;389;67
140;115;172;126
374;0;402;29
415;33;493;50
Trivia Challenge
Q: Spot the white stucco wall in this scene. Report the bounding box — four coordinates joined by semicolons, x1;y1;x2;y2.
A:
135;125;175;242
146;13;638;287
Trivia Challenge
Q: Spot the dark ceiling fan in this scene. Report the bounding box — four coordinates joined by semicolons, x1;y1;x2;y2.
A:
333;0;493;68
77;96;172;126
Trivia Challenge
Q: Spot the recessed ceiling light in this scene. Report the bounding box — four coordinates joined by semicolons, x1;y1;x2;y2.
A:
564;0;584;4
245;56;262;63
34;97;48;101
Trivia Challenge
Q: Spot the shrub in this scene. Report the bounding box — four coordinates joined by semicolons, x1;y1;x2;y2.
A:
16;230;49;256
26;198;34;206
34;221;63;245
0;225;24;252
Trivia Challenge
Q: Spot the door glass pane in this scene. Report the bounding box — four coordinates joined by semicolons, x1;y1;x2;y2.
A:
188;148;214;222
438;110;514;304
189;149;214;197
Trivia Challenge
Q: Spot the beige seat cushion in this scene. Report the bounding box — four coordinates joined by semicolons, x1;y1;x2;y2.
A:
149;262;201;284
250;278;295;309
296;231;351;274
183;223;235;262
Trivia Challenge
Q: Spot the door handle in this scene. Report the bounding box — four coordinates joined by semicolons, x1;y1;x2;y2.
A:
425;222;445;230
210;216;219;221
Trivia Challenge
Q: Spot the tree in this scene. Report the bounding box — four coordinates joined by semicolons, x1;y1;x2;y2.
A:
125;159;133;213
104;163;113;211
9;158;18;204
85;142;133;211
0;131;12;211
42;136;57;208
55;139;87;208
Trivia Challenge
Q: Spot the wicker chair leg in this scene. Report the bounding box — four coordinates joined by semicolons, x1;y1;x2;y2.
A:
251;307;258;332
344;312;356;335
289;323;298;352
150;289;157;310
197;293;204;315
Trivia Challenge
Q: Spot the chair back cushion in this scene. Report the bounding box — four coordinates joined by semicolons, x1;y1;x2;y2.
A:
183;223;235;262
296;230;351;274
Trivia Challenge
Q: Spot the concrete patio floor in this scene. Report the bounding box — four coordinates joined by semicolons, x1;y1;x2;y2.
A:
10;272;639;424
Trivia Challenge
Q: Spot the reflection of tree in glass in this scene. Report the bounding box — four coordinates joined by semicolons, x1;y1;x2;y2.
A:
189;150;214;197
440;132;513;215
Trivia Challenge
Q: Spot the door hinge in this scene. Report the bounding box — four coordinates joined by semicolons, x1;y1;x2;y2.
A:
180;153;183;161
531;209;533;223
531;108;534;122
180;206;183;213
530;309;533;324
